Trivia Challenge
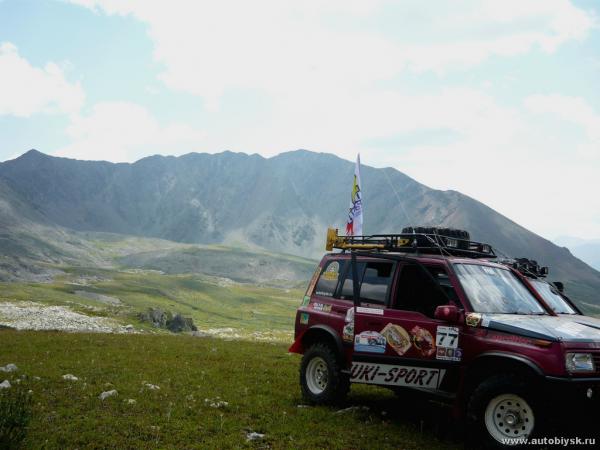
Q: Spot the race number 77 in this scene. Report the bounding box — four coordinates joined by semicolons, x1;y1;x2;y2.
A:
436;327;459;348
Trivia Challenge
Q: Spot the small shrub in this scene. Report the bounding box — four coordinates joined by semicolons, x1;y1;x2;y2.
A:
0;387;33;449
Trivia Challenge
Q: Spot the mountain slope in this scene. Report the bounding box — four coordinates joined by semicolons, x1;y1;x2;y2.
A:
0;177;111;281
554;236;600;271
1;149;598;311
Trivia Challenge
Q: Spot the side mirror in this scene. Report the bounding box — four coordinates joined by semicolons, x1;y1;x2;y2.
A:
434;304;460;323
552;281;564;293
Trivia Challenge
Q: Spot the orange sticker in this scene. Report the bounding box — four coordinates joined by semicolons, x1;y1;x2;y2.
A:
411;326;436;358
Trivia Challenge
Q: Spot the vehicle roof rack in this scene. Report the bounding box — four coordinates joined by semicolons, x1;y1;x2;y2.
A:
325;227;496;258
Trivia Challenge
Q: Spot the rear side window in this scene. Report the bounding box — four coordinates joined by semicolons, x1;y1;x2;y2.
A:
340;261;394;305
361;263;394;304
340;262;366;300
314;260;343;297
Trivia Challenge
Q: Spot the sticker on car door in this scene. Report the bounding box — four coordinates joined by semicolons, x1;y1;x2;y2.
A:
354;331;386;353
436;326;459;348
435;326;461;361
350;362;445;389
380;323;411;356
411;326;436;357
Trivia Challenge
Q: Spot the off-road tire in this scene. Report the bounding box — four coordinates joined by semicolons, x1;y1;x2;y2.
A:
401;226;470;249
437;228;470;250
466;374;542;449
300;343;349;405
437;228;470;241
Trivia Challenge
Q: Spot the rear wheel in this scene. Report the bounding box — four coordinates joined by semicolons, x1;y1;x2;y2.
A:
300;343;349;405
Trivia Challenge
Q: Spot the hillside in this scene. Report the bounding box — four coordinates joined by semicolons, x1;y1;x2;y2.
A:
0;149;599;312
0;178;112;281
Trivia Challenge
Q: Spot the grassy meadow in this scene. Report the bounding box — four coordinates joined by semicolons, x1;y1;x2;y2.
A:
0;331;459;449
0;266;304;340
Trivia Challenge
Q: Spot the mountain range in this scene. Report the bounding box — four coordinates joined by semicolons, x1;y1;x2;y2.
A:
1;149;599;312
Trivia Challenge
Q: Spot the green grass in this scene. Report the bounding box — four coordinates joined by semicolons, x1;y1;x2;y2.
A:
0;331;458;449
0;267;303;339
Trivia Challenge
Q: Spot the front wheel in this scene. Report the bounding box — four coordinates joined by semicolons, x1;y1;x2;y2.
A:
467;375;541;448
300;343;349;405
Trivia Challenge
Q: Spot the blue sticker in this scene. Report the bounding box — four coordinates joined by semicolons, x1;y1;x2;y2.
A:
354;331;386;354
300;312;310;324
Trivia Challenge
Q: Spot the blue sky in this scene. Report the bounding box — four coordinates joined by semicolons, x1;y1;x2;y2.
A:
1;0;599;241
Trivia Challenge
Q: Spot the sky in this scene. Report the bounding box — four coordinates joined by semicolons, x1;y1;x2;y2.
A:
0;0;599;242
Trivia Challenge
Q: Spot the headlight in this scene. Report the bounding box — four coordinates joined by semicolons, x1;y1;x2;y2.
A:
565;353;595;373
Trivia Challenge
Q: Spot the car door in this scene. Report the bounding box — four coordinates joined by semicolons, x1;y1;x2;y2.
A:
352;261;463;393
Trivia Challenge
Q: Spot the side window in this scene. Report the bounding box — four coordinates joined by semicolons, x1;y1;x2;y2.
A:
394;264;455;317
361;262;394;304
339;261;394;305
314;260;343;297
340;262;366;300
430;268;459;303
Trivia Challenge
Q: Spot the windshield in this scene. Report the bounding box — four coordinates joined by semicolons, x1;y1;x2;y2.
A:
530;279;577;314
454;263;546;314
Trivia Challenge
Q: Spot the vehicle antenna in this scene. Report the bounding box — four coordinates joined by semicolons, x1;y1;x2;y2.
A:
382;168;411;226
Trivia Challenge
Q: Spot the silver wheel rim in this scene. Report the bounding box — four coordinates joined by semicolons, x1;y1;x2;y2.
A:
484;393;535;444
306;356;329;395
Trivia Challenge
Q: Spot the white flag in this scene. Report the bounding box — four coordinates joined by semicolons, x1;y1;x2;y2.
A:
346;154;363;236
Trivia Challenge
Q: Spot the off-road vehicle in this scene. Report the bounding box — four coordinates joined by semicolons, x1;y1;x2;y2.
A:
289;228;600;448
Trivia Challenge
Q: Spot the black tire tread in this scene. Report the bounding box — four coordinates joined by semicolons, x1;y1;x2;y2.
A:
299;343;349;406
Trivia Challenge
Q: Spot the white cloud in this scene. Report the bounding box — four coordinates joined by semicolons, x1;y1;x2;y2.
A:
525;94;600;144
67;0;595;102
55;101;206;162
0;42;84;117
402;0;594;72
369;93;600;240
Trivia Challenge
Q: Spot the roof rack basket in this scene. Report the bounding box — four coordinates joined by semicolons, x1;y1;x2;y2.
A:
325;227;496;259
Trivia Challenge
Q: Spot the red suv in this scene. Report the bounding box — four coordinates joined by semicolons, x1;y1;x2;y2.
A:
289;228;600;448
